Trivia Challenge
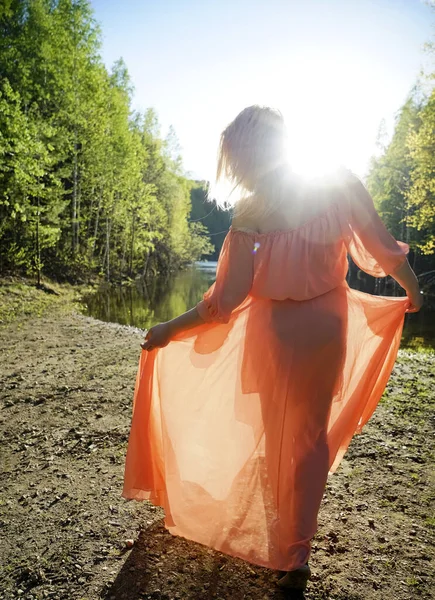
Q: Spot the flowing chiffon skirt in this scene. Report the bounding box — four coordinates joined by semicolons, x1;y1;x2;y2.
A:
122;282;408;571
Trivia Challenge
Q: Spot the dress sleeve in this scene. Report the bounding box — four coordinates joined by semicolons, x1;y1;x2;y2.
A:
196;228;254;324
341;172;409;277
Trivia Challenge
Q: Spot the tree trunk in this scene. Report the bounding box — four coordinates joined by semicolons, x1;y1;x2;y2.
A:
120;234;127;277
105;216;111;282
76;177;81;252
72;134;78;255
91;191;102;261
86;186;95;239
142;251;151;279
129;209;136;276
36;196;41;287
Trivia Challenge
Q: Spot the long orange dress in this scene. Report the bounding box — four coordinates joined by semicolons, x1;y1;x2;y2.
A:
122;175;410;571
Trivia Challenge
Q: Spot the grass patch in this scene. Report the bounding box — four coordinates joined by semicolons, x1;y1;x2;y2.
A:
0;277;86;326
424;516;435;528
406;576;422;587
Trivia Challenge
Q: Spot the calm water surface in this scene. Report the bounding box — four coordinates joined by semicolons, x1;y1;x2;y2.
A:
82;262;435;351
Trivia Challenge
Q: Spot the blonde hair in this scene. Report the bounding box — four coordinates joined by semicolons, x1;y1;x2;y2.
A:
210;105;291;219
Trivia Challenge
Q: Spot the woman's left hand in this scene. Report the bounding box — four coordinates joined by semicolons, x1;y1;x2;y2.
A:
141;322;173;351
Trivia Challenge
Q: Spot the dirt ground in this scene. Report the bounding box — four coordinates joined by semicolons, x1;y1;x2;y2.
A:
0;281;434;600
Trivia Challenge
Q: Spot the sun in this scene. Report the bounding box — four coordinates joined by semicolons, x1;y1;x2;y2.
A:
286;147;342;180
284;121;346;180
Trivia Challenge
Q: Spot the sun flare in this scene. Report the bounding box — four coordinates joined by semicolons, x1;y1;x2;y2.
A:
284;109;348;180
285;137;344;179
278;55;369;180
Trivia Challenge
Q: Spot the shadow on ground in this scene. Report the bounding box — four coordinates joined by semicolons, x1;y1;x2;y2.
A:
102;519;305;600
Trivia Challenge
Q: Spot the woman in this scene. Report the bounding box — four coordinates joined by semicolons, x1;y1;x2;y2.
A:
122;106;422;591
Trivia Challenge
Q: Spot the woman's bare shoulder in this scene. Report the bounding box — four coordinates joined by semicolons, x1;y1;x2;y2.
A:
231;197;262;232
231;212;259;233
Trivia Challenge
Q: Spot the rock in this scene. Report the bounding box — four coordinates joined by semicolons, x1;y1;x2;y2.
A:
326;530;338;542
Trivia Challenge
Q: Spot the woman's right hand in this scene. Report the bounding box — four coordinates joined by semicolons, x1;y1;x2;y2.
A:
406;289;424;313
141;322;173;351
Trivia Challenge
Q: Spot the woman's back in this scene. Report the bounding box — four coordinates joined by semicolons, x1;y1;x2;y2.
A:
228;201;348;303
221;170;408;304
232;172;337;235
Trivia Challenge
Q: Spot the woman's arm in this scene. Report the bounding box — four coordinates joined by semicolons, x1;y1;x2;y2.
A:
169;306;205;332
141;227;255;351
141;307;205;351
340;171;423;313
390;258;423;313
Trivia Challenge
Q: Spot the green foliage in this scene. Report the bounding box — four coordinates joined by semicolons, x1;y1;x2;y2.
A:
0;0;213;282
367;85;435;276
189;182;232;260
406;88;435;254
367;96;421;242
0;79;64;278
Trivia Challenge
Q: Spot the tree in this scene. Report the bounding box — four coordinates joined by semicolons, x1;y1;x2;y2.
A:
189;182;231;260
406;88;435;254
367;94;421;243
0;80;64;279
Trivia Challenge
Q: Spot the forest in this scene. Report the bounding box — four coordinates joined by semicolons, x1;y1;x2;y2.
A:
0;0;434;286
0;0;215;284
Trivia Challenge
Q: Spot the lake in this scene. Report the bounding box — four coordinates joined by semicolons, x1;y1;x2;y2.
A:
81;262;435;351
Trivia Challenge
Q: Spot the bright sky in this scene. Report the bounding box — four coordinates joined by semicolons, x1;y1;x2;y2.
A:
90;0;433;180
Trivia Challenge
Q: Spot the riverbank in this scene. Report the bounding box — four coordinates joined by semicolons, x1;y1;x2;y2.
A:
0;281;434;599
0;276;90;326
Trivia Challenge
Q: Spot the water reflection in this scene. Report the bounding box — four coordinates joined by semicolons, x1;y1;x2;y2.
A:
82;263;216;329
81;262;435;351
